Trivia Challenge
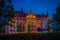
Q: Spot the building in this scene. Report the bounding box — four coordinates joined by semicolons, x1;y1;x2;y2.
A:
5;24;17;34
5;9;50;34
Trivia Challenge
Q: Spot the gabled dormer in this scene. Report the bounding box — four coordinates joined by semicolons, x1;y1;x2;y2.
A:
26;9;36;19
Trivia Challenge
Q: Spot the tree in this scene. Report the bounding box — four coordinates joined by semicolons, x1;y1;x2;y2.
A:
0;0;6;16
47;19;50;31
28;24;31;33
0;0;15;33
53;6;60;31
0;0;15;21
51;19;60;32
0;20;6;33
50;19;56;32
0;0;15;17
5;0;15;20
17;23;23;32
46;11;50;31
53;6;60;24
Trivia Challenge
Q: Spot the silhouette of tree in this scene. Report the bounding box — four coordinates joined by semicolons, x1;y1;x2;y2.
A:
28;24;31;33
53;6;60;24
0;0;15;33
0;0;6;16
46;11;50;31
53;5;60;31
17;23;23;32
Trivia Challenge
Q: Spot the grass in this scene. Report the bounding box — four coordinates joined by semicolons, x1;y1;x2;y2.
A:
0;32;60;40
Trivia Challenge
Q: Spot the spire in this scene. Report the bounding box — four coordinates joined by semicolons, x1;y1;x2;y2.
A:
42;12;44;16
20;6;25;16
21;0;23;11
46;10;49;16
29;8;32;14
21;5;24;12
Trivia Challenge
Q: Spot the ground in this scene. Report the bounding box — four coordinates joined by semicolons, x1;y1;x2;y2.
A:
0;32;60;40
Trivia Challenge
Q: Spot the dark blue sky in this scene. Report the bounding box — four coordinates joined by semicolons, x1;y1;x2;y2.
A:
12;0;60;19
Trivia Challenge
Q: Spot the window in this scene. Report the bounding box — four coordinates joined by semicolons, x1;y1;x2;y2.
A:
31;26;33;28
37;28;41;32
10;30;12;32
13;26;15;28
6;31;9;33
13;30;15;32
31;26;34;30
7;28;8;29
10;26;12;28
17;21;19;24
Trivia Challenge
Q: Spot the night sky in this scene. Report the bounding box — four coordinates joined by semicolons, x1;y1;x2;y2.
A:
12;0;60;19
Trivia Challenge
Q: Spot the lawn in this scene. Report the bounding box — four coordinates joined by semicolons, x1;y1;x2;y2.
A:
0;32;60;40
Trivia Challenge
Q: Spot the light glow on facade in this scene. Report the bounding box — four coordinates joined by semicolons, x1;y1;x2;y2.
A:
5;10;50;34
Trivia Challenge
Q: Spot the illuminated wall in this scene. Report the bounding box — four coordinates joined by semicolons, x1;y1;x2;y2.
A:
7;10;50;33
26;11;37;32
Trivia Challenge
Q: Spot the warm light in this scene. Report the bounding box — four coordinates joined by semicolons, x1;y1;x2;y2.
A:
27;13;36;19
6;11;50;34
31;30;36;33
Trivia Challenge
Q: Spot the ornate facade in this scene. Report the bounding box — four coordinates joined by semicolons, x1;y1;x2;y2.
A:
5;10;50;34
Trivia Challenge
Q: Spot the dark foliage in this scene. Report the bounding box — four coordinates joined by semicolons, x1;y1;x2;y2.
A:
52;5;60;31
53;6;60;24
0;0;15;33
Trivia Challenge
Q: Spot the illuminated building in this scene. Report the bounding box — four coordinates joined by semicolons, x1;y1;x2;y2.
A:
5;9;50;34
5;24;17;34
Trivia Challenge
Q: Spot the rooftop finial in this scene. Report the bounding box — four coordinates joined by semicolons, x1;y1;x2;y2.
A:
29;8;32;14
46;10;49;16
21;5;24;12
